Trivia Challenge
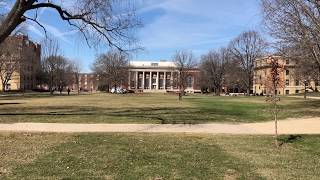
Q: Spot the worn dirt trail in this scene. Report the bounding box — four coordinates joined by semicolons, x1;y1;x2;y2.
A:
0;117;319;134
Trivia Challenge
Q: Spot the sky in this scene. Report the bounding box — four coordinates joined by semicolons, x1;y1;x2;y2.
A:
3;0;265;72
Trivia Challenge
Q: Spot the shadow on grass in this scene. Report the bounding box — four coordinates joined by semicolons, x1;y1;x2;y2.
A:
0;105;270;124
0;102;22;105
0;93;93;100
278;135;303;147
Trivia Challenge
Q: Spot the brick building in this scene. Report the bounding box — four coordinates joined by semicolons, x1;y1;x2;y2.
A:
253;56;318;95
0;35;41;91
70;73;100;92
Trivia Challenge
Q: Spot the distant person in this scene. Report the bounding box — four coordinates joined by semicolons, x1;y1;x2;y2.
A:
67;88;70;95
59;88;62;94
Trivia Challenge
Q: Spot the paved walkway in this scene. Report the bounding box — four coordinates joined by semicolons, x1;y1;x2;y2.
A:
0;117;319;134
289;96;320;100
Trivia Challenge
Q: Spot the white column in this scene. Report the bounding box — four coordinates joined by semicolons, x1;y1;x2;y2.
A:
171;71;174;90
135;71;138;89
149;72;152;90
156;72;159;90
142;71;145;90
164;72;167;90
128;71;131;90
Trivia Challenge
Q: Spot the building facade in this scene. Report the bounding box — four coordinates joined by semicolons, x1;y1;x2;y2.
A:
69;73;100;92
0;35;41;91
128;61;201;93
253;56;313;95
78;73;99;92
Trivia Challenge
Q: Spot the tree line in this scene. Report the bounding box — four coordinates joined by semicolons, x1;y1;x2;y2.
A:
90;29;266;99
1;0;320;96
37;39;81;95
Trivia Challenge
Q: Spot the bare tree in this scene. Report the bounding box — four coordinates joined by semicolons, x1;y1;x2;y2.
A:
41;39;59;94
70;60;82;95
41;39;73;95
92;50;128;91
0;36;20;92
295;58;320;92
0;0;141;51
262;0;320;80
173;50;197;100
200;48;229;95
265;56;285;147
42;55;72;95
229;31;267;95
0;59;19;92
224;59;247;93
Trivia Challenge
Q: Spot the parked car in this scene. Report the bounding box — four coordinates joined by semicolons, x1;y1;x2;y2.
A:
110;87;127;94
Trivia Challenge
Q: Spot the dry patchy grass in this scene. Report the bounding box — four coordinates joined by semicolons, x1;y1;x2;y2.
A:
0;93;320;123
1;133;319;179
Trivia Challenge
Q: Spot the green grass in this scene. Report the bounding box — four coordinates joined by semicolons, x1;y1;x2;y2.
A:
0;93;320;123
1;133;319;179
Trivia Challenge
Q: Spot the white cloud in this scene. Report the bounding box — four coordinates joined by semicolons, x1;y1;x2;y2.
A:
26;19;79;44
137;0;262;54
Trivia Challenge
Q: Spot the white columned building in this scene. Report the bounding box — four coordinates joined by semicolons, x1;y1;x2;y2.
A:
128;60;200;93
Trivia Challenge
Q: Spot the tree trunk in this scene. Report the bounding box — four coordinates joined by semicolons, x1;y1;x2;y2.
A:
2;82;5;93
178;87;183;101
274;101;279;147
0;1;29;44
49;73;54;95
247;77;252;96
274;85;279;147
49;83;53;95
215;86;221;96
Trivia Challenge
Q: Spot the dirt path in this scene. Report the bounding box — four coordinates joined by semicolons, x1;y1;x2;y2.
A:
0;117;319;134
289;96;320;100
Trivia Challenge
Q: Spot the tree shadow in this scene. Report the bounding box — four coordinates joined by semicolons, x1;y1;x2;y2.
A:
0;102;22;105
278;135;303;147
0;104;268;124
0;105;228;124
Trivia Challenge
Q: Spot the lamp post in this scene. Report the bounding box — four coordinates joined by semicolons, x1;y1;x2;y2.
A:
304;79;307;100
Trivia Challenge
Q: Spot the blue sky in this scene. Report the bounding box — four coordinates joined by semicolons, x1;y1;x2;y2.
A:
6;0;264;72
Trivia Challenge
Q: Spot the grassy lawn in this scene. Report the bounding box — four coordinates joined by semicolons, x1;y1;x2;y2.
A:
0;133;319;179
0;93;320;123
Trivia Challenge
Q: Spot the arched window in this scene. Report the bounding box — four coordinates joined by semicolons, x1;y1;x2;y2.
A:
187;75;193;88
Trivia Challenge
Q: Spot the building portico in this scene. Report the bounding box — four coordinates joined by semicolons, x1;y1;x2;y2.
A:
128;61;200;93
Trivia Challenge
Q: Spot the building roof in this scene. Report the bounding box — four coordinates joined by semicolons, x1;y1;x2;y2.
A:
129;60;175;68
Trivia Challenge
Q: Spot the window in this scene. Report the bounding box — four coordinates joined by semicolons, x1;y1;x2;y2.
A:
295;90;300;94
285;79;289;86
286;90;290;95
151;63;158;66
295;80;299;86
286;70;289;76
